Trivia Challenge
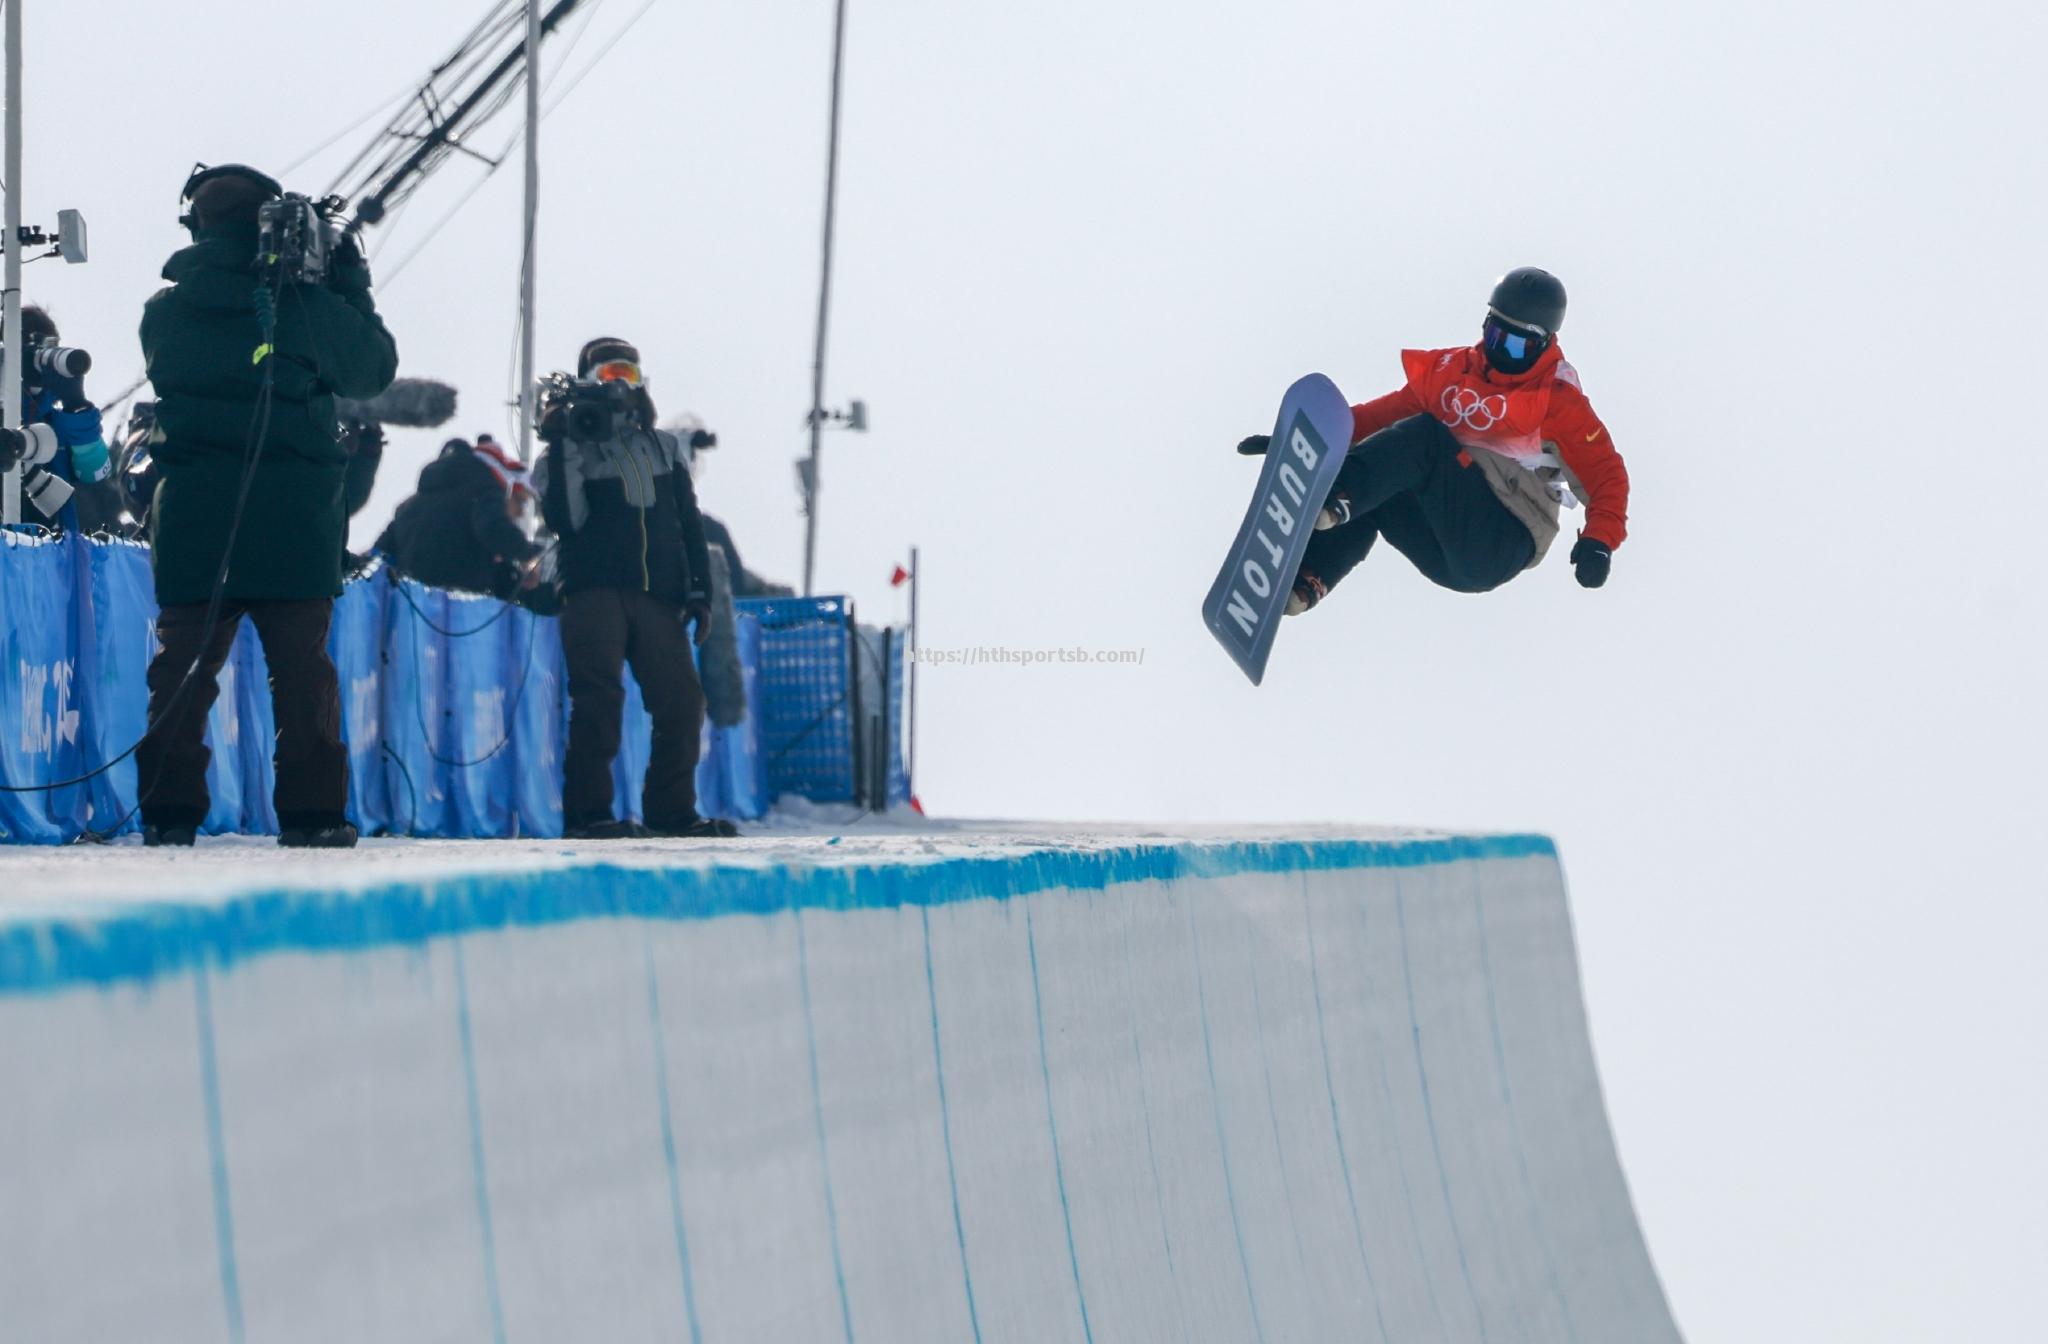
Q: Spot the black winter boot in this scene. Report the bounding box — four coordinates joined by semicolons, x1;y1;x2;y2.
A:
279;820;358;849
563;816;652;841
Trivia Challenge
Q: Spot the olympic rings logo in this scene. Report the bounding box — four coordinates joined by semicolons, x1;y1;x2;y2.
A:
1440;386;1509;432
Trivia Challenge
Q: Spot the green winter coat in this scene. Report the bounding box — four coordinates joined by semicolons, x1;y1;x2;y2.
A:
139;222;398;605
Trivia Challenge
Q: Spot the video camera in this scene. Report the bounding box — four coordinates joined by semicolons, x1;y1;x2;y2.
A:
257;192;349;286
539;371;641;442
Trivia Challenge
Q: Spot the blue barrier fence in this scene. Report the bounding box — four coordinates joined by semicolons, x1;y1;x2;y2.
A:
0;532;907;843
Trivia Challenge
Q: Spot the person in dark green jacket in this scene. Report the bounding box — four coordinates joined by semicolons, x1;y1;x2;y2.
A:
134;164;398;848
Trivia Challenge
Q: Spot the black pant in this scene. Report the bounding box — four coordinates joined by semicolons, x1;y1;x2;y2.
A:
1300;414;1535;596
561;587;706;829
137;598;348;830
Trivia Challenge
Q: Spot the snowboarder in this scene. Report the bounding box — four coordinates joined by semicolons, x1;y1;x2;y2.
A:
1238;267;1628;610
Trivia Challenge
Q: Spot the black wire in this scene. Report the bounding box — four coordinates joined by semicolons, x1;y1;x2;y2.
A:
380;740;420;838
378;0;644;290
390;572;516;637
403;584;542;770
326;3;525;200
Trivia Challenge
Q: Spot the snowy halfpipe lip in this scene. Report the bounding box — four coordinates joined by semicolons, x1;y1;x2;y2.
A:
0;829;1556;996
0;828;1682;1342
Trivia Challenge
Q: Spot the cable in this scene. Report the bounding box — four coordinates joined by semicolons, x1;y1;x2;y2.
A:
381;740;421;837
400;584;541;770
538;0;655;118
377;0;663;290
376;166;499;285
390;571;516;637
279;77;423;179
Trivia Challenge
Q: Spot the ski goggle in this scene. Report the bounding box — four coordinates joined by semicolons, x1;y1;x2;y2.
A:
590;359;643;386
1482;317;1548;365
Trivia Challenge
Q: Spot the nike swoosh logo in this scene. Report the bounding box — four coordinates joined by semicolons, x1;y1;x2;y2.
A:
1584;428;1604;441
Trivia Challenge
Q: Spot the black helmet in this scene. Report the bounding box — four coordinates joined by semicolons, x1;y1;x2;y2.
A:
578;336;641;377
1486;267;1567;337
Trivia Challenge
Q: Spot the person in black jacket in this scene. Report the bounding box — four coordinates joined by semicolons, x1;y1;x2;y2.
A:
535;338;736;839
376;436;540;599
136;163;398;849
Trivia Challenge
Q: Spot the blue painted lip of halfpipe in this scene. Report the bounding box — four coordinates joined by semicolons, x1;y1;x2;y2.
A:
0;833;1557;997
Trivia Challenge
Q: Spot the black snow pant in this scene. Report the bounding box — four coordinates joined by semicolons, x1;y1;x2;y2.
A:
1299;414;1536;596
137;598;348;831
560;586;706;830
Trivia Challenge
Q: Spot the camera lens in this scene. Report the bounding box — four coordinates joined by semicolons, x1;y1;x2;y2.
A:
35;345;92;379
23;468;75;516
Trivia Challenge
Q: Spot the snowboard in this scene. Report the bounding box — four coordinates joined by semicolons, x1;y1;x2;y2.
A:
1201;373;1353;685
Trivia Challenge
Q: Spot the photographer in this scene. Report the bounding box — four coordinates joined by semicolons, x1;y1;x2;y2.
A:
133;163;398;848
3;305;113;531
536;337;736;839
376;435;542;602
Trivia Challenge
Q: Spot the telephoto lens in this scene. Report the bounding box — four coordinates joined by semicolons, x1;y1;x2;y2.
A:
21;467;74;516
0;420;59;472
31;342;92;380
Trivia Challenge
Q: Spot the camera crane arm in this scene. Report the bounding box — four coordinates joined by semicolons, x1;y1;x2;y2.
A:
340;0;591;231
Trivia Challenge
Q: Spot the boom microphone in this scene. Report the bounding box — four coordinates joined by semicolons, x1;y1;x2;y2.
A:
336;377;457;428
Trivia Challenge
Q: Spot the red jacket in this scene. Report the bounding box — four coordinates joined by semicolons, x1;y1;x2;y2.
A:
1351;342;1628;550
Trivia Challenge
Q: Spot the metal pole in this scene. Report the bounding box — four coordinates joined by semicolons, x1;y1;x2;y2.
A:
516;0;540;463
906;544;918;798
801;0;849;596
3;0;24;524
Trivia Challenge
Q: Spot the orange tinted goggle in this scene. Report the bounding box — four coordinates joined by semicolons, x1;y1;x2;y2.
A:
591;360;643;386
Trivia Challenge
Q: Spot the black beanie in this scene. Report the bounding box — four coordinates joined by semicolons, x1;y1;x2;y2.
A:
183;164;282;234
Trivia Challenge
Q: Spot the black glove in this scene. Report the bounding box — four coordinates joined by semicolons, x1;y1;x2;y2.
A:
1570;537;1612;589
536;402;568;444
1237;433;1270;456
331;229;369;284
685;599;713;647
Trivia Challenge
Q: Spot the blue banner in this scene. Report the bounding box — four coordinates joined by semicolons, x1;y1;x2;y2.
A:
83;539;154;836
331;575;390;836
1;542;898;842
507;604;563;838
0;534;81;843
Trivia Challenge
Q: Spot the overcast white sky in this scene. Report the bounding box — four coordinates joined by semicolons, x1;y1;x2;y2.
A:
26;0;2048;1337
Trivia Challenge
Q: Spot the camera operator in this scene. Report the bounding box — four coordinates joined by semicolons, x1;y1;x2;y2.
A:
133;163;398;848
535;337;736;839
376;435;543;603
0;305;114;531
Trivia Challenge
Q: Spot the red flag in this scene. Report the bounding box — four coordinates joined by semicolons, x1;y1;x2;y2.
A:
889;565;909;587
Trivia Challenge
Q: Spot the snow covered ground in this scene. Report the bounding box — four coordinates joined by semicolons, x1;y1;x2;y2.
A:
0;824;1678;1341
0;812;1459;914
